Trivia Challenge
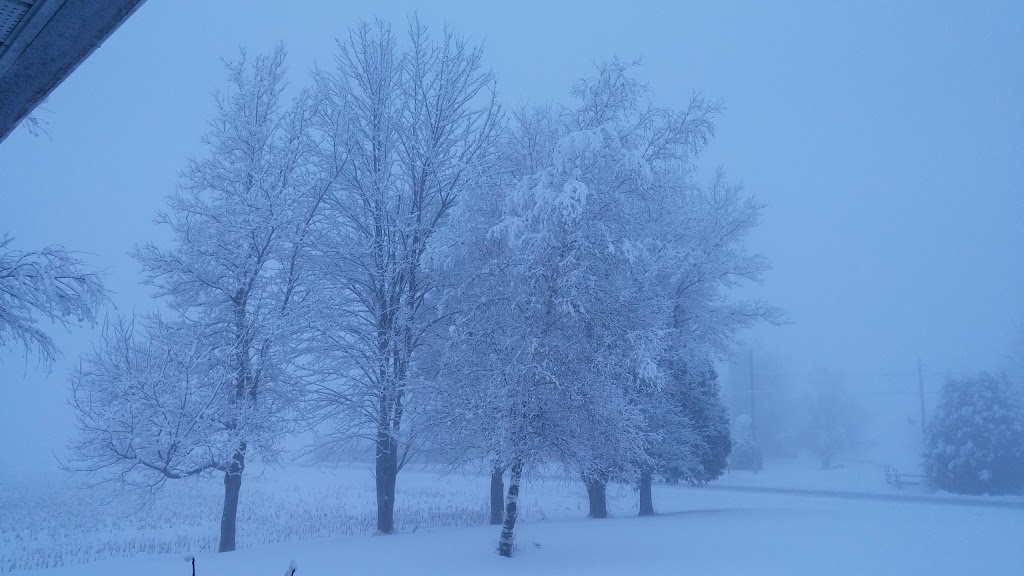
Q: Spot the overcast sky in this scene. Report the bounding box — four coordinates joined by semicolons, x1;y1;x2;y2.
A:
1;0;1021;476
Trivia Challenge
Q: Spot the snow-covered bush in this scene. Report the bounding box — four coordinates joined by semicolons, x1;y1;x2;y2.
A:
923;372;1024;495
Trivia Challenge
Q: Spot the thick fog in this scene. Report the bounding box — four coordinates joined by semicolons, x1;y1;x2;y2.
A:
3;0;1020;475
0;1;1022;573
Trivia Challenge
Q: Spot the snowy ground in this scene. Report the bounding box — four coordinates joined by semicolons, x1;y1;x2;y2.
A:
0;464;603;572
3;463;1022;575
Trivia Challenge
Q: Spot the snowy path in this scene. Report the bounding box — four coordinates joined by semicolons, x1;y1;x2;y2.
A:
25;488;1023;576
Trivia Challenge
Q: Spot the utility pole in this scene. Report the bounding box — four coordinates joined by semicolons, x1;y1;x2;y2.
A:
749;348;757;443
917;358;927;436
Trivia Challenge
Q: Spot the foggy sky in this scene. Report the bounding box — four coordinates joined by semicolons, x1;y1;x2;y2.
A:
1;0;1021;477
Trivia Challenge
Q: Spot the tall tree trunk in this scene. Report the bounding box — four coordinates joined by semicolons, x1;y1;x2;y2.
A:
638;468;655;516
585;475;609;519
497;459;523;557
375;430;399;534
219;447;246;552
221;294;253;553
490;465;505;525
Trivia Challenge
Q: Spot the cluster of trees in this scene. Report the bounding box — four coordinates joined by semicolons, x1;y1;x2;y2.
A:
55;20;776;556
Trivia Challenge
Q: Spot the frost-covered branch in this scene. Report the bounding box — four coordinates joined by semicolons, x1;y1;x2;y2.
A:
0;235;107;366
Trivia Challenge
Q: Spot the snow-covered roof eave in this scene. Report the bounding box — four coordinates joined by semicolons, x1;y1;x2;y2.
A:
0;0;146;143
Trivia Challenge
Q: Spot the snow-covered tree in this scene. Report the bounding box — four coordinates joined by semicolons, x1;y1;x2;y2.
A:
493;92;666;528
300;19;499;535
729;414;763;472
561;59;775;517
635;167;778;513
68;46;334;552
923;372;1024;495
426;90;653;552
0;235;106;366
797;372;866;470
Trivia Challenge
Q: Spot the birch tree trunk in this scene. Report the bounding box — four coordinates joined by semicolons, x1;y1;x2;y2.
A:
497;460;523;557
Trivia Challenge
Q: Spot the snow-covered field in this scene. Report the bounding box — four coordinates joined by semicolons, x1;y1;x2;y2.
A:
0;464;605;572
2;464;1022;575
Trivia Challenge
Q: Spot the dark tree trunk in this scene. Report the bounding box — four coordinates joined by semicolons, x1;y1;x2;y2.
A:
490;465;505;525
497;459;523;557
375;430;399;534
221;294;253;553
219;447;246;552
585;475;609;519
639;468;655;516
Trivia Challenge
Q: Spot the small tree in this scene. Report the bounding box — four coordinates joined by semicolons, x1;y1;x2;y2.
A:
729;414;762;472
798;373;865;470
923;372;1024;495
0;235;106;366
